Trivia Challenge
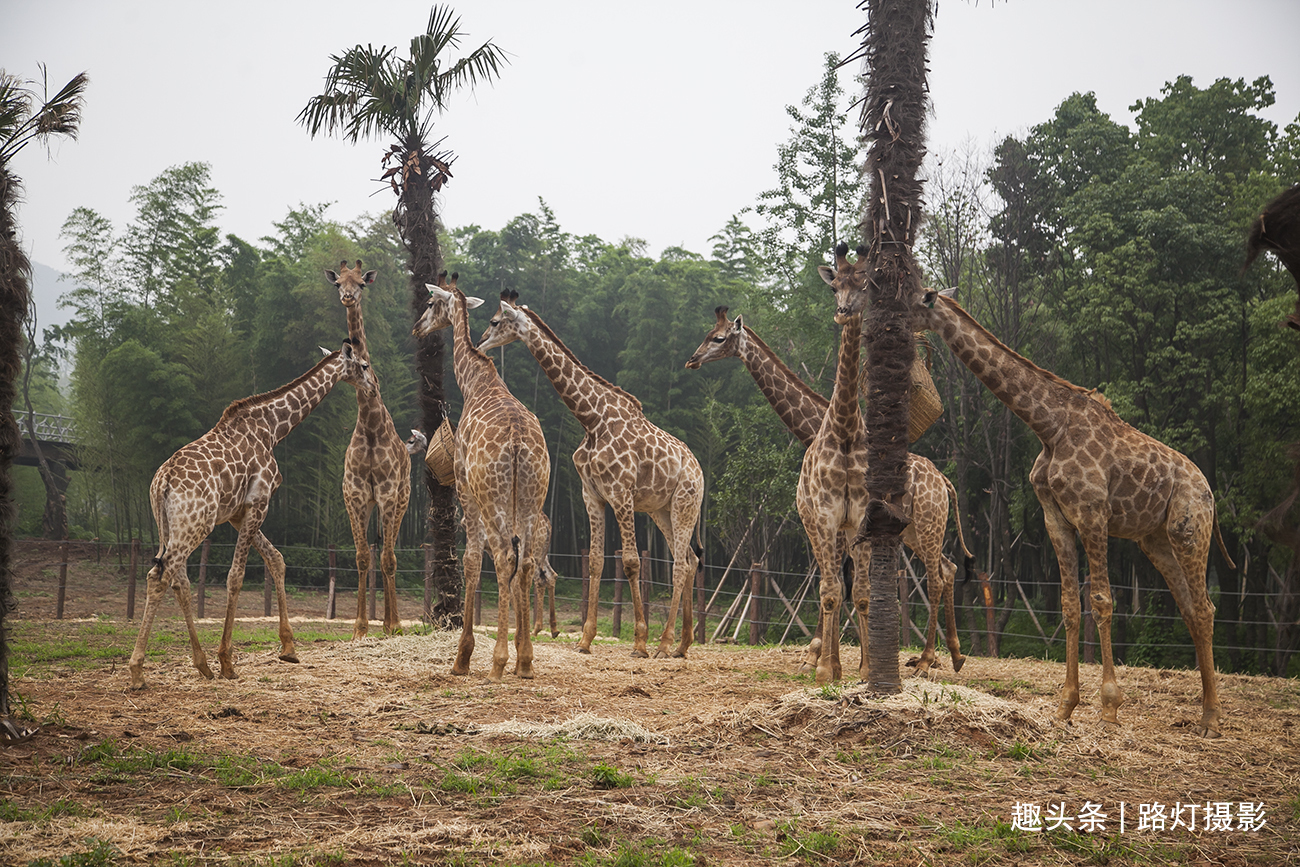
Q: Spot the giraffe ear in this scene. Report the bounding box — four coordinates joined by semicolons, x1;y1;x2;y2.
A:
732;313;744;332
324;269;339;285
940;287;958;299
363;270;377;285
463;296;486;310
817;265;836;287
319;346;330;356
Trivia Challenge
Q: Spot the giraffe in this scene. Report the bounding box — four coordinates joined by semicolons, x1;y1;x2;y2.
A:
835;277;1234;737
326;261;411;638
478;292;704;659
128;340;377;690
685;302;974;676
413;273;551;682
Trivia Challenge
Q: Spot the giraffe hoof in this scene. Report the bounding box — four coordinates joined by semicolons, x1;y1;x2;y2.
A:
629;649;649;659
575;646;592;655
197;664;214;680
129;680;147;692
278;653;299;664
653;649;669;660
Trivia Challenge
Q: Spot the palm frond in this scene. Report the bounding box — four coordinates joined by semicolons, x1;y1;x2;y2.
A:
0;66;88;166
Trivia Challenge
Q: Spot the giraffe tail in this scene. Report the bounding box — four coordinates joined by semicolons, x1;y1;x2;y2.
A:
939;471;976;582
1213;512;1237;571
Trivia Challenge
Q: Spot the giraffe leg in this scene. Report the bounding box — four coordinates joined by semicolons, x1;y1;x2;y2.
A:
252;532;297;664
577;487;607;654
344;496;374;640
380;494;408;636
939;556;965;673
614;503;650;658
804;519;845;685
1139;527;1222;737
483;535;516;683
532;572;544;636
168;567;213;682
1079;530;1122;726
514;559;536;679
217;513;263;680
649;507;694;659
850;547;871;682
453;507;486;676
1038;492;1083;725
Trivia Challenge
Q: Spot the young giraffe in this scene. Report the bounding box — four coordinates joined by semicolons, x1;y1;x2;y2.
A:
478;292;704;659
326;261;411;638
414;273;551;682
685;303;973;676
128;341;377;689
836;277;1233;737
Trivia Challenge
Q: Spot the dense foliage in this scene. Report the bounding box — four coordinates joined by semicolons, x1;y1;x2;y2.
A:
15;62;1300;673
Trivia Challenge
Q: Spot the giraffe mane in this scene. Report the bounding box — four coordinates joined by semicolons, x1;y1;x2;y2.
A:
217;350;340;425
740;322;828;408
519;307;643;413
941;295;1122;419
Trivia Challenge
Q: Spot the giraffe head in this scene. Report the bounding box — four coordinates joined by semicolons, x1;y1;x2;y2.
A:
325;338;379;392
413;271;485;337
326;260;377;309
817;242;871;324
684;306;746;369
476;290;532;352
405;428;428;456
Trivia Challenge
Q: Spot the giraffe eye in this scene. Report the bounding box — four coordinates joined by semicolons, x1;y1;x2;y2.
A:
712;337;724;343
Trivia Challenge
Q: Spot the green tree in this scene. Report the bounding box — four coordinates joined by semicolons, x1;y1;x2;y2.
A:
0;62;86;738
298;5;507;624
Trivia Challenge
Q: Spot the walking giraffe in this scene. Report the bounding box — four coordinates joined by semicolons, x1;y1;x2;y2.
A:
414;273;550;681
128;341;377;689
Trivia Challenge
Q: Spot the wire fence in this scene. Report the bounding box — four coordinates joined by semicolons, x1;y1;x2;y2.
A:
23;538;1300;677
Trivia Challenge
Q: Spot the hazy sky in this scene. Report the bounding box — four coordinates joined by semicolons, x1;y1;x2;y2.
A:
5;0;1299;283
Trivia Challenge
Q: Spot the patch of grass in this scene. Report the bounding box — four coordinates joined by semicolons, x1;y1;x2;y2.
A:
276;759;355;793
591;762;634;789
26;839;119;867
778;821;848;862
1;798;94;823
213;753;283;787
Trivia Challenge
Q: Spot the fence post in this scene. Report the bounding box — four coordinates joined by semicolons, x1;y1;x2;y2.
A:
898;568;910;645
326;545;337;619
423;543;433;623
56;541;67;620
579;548;590;631
748;561;764;645
694;556;706;645
977;571;999;657
197;539;210;619
611;550;624;638
127;537;139;620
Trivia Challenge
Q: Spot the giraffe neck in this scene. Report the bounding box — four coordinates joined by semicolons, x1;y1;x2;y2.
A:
222;352;346;445
345;303;370;363
448;290;505;401
931;296;1070;441
823;312;863;441
518;309;641;429
738;325;828;448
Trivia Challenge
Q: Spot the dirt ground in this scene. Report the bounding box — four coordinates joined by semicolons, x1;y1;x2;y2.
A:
2;539;1298;866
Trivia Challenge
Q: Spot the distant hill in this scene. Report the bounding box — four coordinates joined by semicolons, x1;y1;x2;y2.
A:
28;260;74;334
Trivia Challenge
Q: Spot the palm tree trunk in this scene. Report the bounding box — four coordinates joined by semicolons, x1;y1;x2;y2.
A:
397;136;462;626
0;166;29;719
854;0;934;694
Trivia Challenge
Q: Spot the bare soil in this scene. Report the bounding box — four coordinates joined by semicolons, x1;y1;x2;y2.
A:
3;539;1299;866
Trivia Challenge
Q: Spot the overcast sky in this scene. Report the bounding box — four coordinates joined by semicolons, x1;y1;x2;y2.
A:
6;0;1299;287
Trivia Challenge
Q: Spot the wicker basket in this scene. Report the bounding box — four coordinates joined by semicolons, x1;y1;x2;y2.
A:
908;339;944;443
424;417;457;486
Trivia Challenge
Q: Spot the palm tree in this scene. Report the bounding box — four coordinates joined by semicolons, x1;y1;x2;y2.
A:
849;1;935;693
298;6;507;626
0;65;87;740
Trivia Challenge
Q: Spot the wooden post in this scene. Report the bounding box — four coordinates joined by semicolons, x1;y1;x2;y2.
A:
579;547;590;631
56;541;67;619
423;543;433;623
326;545;337;619
197;539;210;619
694;557;706;645
611;550;624;638
127;537;139;620
748;561;764;645
977;571;999;658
